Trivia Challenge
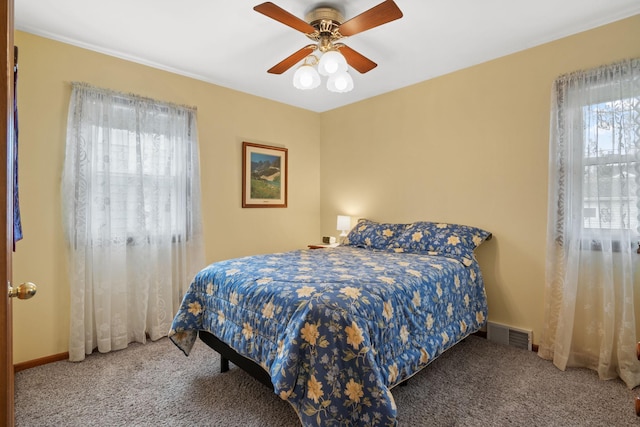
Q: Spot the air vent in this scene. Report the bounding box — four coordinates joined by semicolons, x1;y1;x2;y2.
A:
486;322;532;351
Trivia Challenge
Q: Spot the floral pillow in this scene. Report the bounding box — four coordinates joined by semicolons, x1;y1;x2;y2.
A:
343;219;407;250
387;221;491;266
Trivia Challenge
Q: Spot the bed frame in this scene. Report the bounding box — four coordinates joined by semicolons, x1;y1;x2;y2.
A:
199;330;425;391
198;330;273;390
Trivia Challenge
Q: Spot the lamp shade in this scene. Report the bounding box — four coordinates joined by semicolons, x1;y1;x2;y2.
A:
337;215;351;236
326;71;354;93
293;65;321;90
318;50;347;76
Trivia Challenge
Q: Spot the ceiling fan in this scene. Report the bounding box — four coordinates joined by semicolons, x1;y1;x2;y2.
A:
253;1;403;90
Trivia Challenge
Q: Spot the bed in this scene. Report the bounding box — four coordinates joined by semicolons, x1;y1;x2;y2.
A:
169;220;491;426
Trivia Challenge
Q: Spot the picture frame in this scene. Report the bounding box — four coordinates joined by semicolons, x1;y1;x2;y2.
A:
242;141;288;208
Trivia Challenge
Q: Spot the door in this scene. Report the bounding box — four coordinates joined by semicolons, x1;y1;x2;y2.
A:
1;0;15;425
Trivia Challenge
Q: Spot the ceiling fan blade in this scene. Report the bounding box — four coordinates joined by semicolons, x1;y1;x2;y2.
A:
254;2;316;34
268;45;317;74
336;45;377;74
337;0;403;37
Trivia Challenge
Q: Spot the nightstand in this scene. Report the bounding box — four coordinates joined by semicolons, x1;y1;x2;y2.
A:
308;243;339;249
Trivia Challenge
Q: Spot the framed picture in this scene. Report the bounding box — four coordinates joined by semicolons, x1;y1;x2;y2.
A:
242;141;288;208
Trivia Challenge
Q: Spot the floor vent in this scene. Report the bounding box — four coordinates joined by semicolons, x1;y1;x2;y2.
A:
486;322;532;351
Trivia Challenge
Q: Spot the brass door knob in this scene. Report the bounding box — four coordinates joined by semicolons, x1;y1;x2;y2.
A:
8;282;37;299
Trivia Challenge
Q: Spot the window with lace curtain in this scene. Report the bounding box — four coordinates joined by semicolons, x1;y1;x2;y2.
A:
580;95;640;251
91;117;188;244
540;58;640;390
62;83;205;361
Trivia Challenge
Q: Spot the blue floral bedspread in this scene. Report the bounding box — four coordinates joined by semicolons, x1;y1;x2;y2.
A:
169;246;488;426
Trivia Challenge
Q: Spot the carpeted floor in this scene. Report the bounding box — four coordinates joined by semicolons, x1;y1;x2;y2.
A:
14;335;639;426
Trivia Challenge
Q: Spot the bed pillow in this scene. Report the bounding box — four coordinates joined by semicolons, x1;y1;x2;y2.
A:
387;221;491;265
343;219;407;250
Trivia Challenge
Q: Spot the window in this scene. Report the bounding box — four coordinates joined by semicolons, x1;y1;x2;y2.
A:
581;97;640;234
542;58;640;390
62;83;204;361
89;103;192;244
547;58;640;251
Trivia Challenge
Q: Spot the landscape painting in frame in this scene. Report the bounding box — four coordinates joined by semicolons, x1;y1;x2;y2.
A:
242;141;288;208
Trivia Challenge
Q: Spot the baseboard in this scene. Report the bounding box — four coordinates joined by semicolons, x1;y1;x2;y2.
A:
14;352;69;373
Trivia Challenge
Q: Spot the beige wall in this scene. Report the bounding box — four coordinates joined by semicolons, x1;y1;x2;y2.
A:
12;15;640;363
319;15;640;343
12;31;321;363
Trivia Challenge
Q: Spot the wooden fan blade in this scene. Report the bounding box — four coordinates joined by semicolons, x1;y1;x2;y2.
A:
337;45;377;74
254;2;316;34
268;45;317;74
337;0;403;37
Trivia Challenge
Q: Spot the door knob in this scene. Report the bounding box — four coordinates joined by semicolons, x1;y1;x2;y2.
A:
8;282;37;299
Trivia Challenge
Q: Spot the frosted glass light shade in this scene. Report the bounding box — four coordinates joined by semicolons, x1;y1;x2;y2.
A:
293;65;320;90
337;215;352;236
318;50;347;76
327;71;354;93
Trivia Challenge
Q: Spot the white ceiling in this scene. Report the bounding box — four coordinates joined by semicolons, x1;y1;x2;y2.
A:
14;0;640;113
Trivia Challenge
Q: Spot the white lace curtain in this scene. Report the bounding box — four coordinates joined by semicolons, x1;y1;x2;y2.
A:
539;58;640;389
62;83;205;361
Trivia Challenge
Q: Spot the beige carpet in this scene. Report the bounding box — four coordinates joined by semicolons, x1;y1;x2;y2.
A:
15;335;639;426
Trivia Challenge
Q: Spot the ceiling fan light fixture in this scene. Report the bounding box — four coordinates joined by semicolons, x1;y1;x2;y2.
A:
318;50;347;76
327;71;353;93
293;56;321;90
255;1;403;94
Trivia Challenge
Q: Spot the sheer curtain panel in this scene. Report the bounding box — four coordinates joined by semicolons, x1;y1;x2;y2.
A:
62;83;205;361
539;58;640;389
